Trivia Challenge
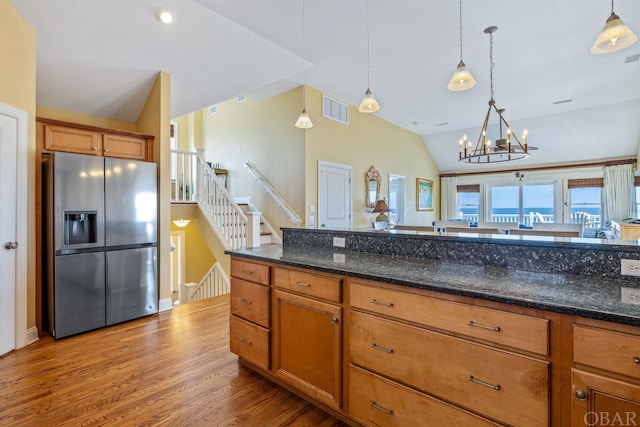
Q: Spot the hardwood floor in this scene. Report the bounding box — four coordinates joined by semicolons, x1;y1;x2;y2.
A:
0;295;348;426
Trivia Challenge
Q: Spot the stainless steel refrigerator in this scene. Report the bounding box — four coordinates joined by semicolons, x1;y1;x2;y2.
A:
43;152;158;338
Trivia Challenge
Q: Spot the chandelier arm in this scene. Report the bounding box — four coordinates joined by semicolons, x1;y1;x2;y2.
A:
473;104;493;155
492;105;526;150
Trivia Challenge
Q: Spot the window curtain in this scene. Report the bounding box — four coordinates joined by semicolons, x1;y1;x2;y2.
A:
602;164;635;225
440;176;458;220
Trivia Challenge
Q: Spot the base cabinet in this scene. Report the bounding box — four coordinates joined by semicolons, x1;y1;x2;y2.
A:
572;370;640;427
272;288;342;409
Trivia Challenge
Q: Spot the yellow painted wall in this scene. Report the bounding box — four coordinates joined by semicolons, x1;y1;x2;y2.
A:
303;86;440;228
170;221;215;284
36;106;137;132
136;72;172;301
1;0;37;329
179;85;440;232
197;88;306;235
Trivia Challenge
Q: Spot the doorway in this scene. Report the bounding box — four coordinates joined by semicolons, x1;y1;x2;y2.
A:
389;174;406;225
0;102;28;354
318;161;352;230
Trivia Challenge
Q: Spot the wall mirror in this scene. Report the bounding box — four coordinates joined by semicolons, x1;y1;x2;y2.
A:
365;165;381;208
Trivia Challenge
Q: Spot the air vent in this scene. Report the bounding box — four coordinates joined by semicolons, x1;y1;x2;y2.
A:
322;95;349;125
553;99;573;105
625;54;640;63
237;95;246;103
209;105;217;115
435;122;449;127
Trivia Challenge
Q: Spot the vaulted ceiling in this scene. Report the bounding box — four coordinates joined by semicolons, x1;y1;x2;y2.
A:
11;0;640;172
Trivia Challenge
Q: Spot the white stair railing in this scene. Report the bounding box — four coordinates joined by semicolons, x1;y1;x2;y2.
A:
181;262;230;303
244;161;303;225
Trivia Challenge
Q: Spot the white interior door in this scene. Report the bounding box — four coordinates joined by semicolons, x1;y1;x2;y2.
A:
0;110;18;355
389;174;406;225
318;161;352;229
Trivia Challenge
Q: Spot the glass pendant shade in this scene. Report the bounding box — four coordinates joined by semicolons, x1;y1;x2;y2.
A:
358;89;380;113
591;13;638;54
295;108;313;129
447;60;477;91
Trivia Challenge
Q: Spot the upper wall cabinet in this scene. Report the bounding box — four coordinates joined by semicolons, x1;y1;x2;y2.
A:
39;119;154;162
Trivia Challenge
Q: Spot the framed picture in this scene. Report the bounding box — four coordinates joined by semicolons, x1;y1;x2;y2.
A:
416;178;433;211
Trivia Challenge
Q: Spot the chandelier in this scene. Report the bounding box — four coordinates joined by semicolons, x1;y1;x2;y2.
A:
458;26;536;164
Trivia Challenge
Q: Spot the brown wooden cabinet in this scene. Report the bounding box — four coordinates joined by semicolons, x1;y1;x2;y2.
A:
572;324;640;426
229;259;271;370
40;120;153;161
228;255;640;426
272;267;343;410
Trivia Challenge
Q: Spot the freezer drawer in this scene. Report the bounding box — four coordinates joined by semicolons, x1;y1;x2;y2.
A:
51;252;106;338
106;247;158;325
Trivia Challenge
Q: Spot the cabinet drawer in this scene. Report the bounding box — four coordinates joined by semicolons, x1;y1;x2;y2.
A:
574;325;640;378
231;259;270;285
350;311;549;427
351;281;548;355
274;267;342;303
44;124;102;155
229;315;270;370
349;365;501;427
230;278;270;327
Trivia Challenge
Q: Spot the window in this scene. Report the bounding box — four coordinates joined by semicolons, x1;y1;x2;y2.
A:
457;184;479;222
568;178;602;228
488;182;556;225
636;177;640;218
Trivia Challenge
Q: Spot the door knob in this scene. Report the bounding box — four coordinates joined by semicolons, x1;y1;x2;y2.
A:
4;242;18;250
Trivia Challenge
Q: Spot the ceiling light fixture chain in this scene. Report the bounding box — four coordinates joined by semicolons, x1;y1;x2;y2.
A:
458;0;463;63
457;26;536;164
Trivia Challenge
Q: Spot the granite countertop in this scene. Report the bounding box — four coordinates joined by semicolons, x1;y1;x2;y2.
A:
227;244;640;326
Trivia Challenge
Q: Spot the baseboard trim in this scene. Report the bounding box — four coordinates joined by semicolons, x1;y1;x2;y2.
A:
26;326;39;346
158;298;173;312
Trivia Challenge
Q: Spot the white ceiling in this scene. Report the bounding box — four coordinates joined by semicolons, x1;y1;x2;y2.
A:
11;0;640;173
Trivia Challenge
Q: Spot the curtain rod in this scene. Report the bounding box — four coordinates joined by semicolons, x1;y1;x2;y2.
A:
440;158;636;178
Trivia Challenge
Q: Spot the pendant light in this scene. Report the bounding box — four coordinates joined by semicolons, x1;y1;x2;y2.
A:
447;0;476;91
295;0;313;129
591;0;638;54
358;0;380;113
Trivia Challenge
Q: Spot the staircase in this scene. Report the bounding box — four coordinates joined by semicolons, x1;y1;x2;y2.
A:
237;202;276;245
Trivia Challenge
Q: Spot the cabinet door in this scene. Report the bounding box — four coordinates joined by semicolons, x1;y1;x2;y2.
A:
103;134;147;160
44;124;102;155
273;289;342;409
572;369;640;427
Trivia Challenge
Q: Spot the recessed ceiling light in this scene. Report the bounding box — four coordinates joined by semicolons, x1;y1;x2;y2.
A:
552;99;572;105
155;8;174;24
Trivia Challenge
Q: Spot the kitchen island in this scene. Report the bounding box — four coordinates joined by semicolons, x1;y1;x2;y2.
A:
227;228;640;426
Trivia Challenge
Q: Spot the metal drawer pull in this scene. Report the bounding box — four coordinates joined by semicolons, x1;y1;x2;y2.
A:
370;299;394;307
240;269;253;275
634;356;640;364
370;343;394;353
294;281;311;287
239;338;253;346
468;321;501;332
240;298;253;305
370;401;393;415
468;375;501;390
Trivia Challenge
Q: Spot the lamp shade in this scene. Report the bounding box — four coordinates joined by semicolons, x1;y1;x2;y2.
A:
372;199;390;221
447;61;477;91
295;109;313;129
591;13;638;54
358;89;381;113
